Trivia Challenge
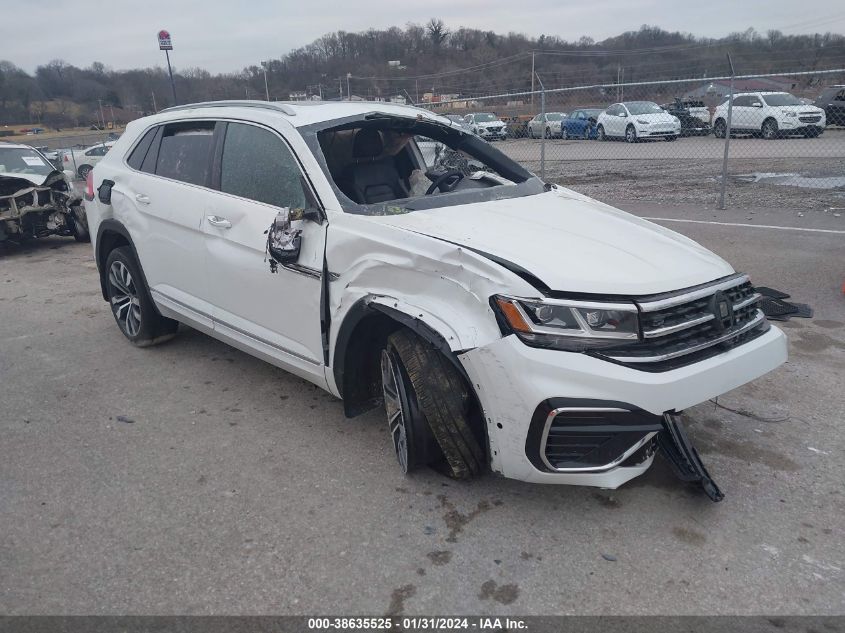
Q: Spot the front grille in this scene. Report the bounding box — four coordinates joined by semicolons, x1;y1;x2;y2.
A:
596;274;769;372
799;115;821;123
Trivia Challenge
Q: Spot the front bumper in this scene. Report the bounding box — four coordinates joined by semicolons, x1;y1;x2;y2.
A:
635;125;680;138
477;128;507;139
458;324;787;487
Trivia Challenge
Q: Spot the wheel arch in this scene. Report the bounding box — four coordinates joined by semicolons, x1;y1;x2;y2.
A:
332;297;476;419
95;219;145;302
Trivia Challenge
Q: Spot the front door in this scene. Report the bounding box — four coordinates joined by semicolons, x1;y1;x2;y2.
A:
202;120;327;384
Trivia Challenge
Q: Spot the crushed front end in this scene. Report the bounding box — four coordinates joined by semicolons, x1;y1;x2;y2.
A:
0;172;83;242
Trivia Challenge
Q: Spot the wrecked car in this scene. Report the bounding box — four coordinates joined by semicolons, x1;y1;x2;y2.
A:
0;143;89;242
83;101;788;500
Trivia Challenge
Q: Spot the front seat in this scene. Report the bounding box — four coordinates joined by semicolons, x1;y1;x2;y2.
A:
342;129;409;204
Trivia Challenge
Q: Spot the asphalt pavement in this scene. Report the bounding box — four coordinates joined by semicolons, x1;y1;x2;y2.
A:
1;203;843;615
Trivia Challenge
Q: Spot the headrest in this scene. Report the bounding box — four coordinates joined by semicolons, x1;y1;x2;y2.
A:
353;128;384;159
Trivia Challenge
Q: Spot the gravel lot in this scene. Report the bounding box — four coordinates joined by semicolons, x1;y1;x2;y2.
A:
496;129;845;210
1;204;844;616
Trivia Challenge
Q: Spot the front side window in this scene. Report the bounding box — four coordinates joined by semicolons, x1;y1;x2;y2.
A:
155;121;215;186
732;96;753;107
220;122;307;209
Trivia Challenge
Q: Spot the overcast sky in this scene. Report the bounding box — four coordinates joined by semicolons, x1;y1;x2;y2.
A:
6;0;845;74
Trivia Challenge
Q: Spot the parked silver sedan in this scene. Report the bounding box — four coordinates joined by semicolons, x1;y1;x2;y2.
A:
527;112;567;138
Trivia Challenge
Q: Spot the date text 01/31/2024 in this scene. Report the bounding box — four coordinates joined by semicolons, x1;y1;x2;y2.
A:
307;617;528;630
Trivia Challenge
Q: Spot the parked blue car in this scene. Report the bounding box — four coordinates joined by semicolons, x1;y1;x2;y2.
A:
561;108;605;139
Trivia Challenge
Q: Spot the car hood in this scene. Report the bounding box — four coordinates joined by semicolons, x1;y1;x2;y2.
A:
477;121;505;127
777;105;824;114
0;170;55;187
376;189;734;295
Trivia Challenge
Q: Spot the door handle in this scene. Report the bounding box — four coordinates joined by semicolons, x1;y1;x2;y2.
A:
206;215;232;229
135;193;150;205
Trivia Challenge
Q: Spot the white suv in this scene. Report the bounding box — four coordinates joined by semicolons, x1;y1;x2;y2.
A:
84;100;786;500
713;92;826;139
463;113;507;140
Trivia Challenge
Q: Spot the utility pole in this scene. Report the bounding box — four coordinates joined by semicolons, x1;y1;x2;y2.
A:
108;104;115;128
616;65;621;102
338;77;343;100
346;73;352;101
531;51;535;107
151;91;157;113
415;79;419;105
262;62;270;101
719;53;736;210
97;99;106;130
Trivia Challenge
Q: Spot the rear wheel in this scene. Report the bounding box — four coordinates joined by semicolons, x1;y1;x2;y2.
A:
105;247;178;347
381;329;484;479
625;125;637;143
77;164;93;179
762;118;779;140
545;126;552;139
597;125;607;141
713;119;726;139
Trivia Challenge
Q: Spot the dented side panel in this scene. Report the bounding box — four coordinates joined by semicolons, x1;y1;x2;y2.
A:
324;208;542;397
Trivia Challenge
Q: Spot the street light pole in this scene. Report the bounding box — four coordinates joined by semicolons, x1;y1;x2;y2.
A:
346;73;352;101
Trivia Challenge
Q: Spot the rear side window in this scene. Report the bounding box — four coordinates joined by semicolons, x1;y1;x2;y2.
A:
220;122;307;209
155;121;215;186
127;128;157;170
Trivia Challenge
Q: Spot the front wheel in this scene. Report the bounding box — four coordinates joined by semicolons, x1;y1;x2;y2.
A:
105;247;178;347
597;125;607;141
713;119;726;139
381;329;484;479
762;118;779;140
625;125;637;143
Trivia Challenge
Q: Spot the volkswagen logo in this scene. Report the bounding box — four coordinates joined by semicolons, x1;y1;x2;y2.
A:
708;290;734;332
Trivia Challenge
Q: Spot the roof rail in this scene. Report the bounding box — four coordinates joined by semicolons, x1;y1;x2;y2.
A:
159;100;297;116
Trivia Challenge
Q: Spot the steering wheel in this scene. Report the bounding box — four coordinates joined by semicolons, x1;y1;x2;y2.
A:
425;170;465;195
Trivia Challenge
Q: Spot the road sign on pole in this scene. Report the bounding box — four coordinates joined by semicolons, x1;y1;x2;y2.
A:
157;30;177;105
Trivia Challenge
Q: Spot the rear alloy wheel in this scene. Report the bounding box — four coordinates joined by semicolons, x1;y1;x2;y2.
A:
545;126;552;139
625;125;637;143
714;119;726;139
762;118;779;140
105;247;178;347
381;329;484;479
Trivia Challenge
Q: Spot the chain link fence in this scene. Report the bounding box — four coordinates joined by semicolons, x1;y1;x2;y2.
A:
423;69;845;211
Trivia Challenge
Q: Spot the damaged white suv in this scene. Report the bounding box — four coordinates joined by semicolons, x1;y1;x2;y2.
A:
84;101;787;501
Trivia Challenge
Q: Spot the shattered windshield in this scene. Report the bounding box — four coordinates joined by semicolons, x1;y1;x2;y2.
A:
305;113;544;215
625;101;663;115
0;148;54;177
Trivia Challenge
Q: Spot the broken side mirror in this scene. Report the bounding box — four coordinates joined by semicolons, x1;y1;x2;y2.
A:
266;209;302;272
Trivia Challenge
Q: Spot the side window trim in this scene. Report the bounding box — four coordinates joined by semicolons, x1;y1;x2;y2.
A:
140;126;163;175
214;118;324;213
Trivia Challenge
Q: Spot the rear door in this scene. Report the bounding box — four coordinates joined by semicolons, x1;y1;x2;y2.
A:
202;119;327;383
115;120;216;329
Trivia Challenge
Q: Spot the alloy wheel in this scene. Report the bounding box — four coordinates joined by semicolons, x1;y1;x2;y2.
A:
108;260;142;337
381;349;410;473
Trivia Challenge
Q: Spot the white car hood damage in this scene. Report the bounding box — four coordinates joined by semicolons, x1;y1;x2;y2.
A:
0;171;54;187
375;189;733;296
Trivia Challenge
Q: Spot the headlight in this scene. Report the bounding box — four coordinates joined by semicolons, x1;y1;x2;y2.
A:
636;119;650;125
493;295;639;351
783;111;797;117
